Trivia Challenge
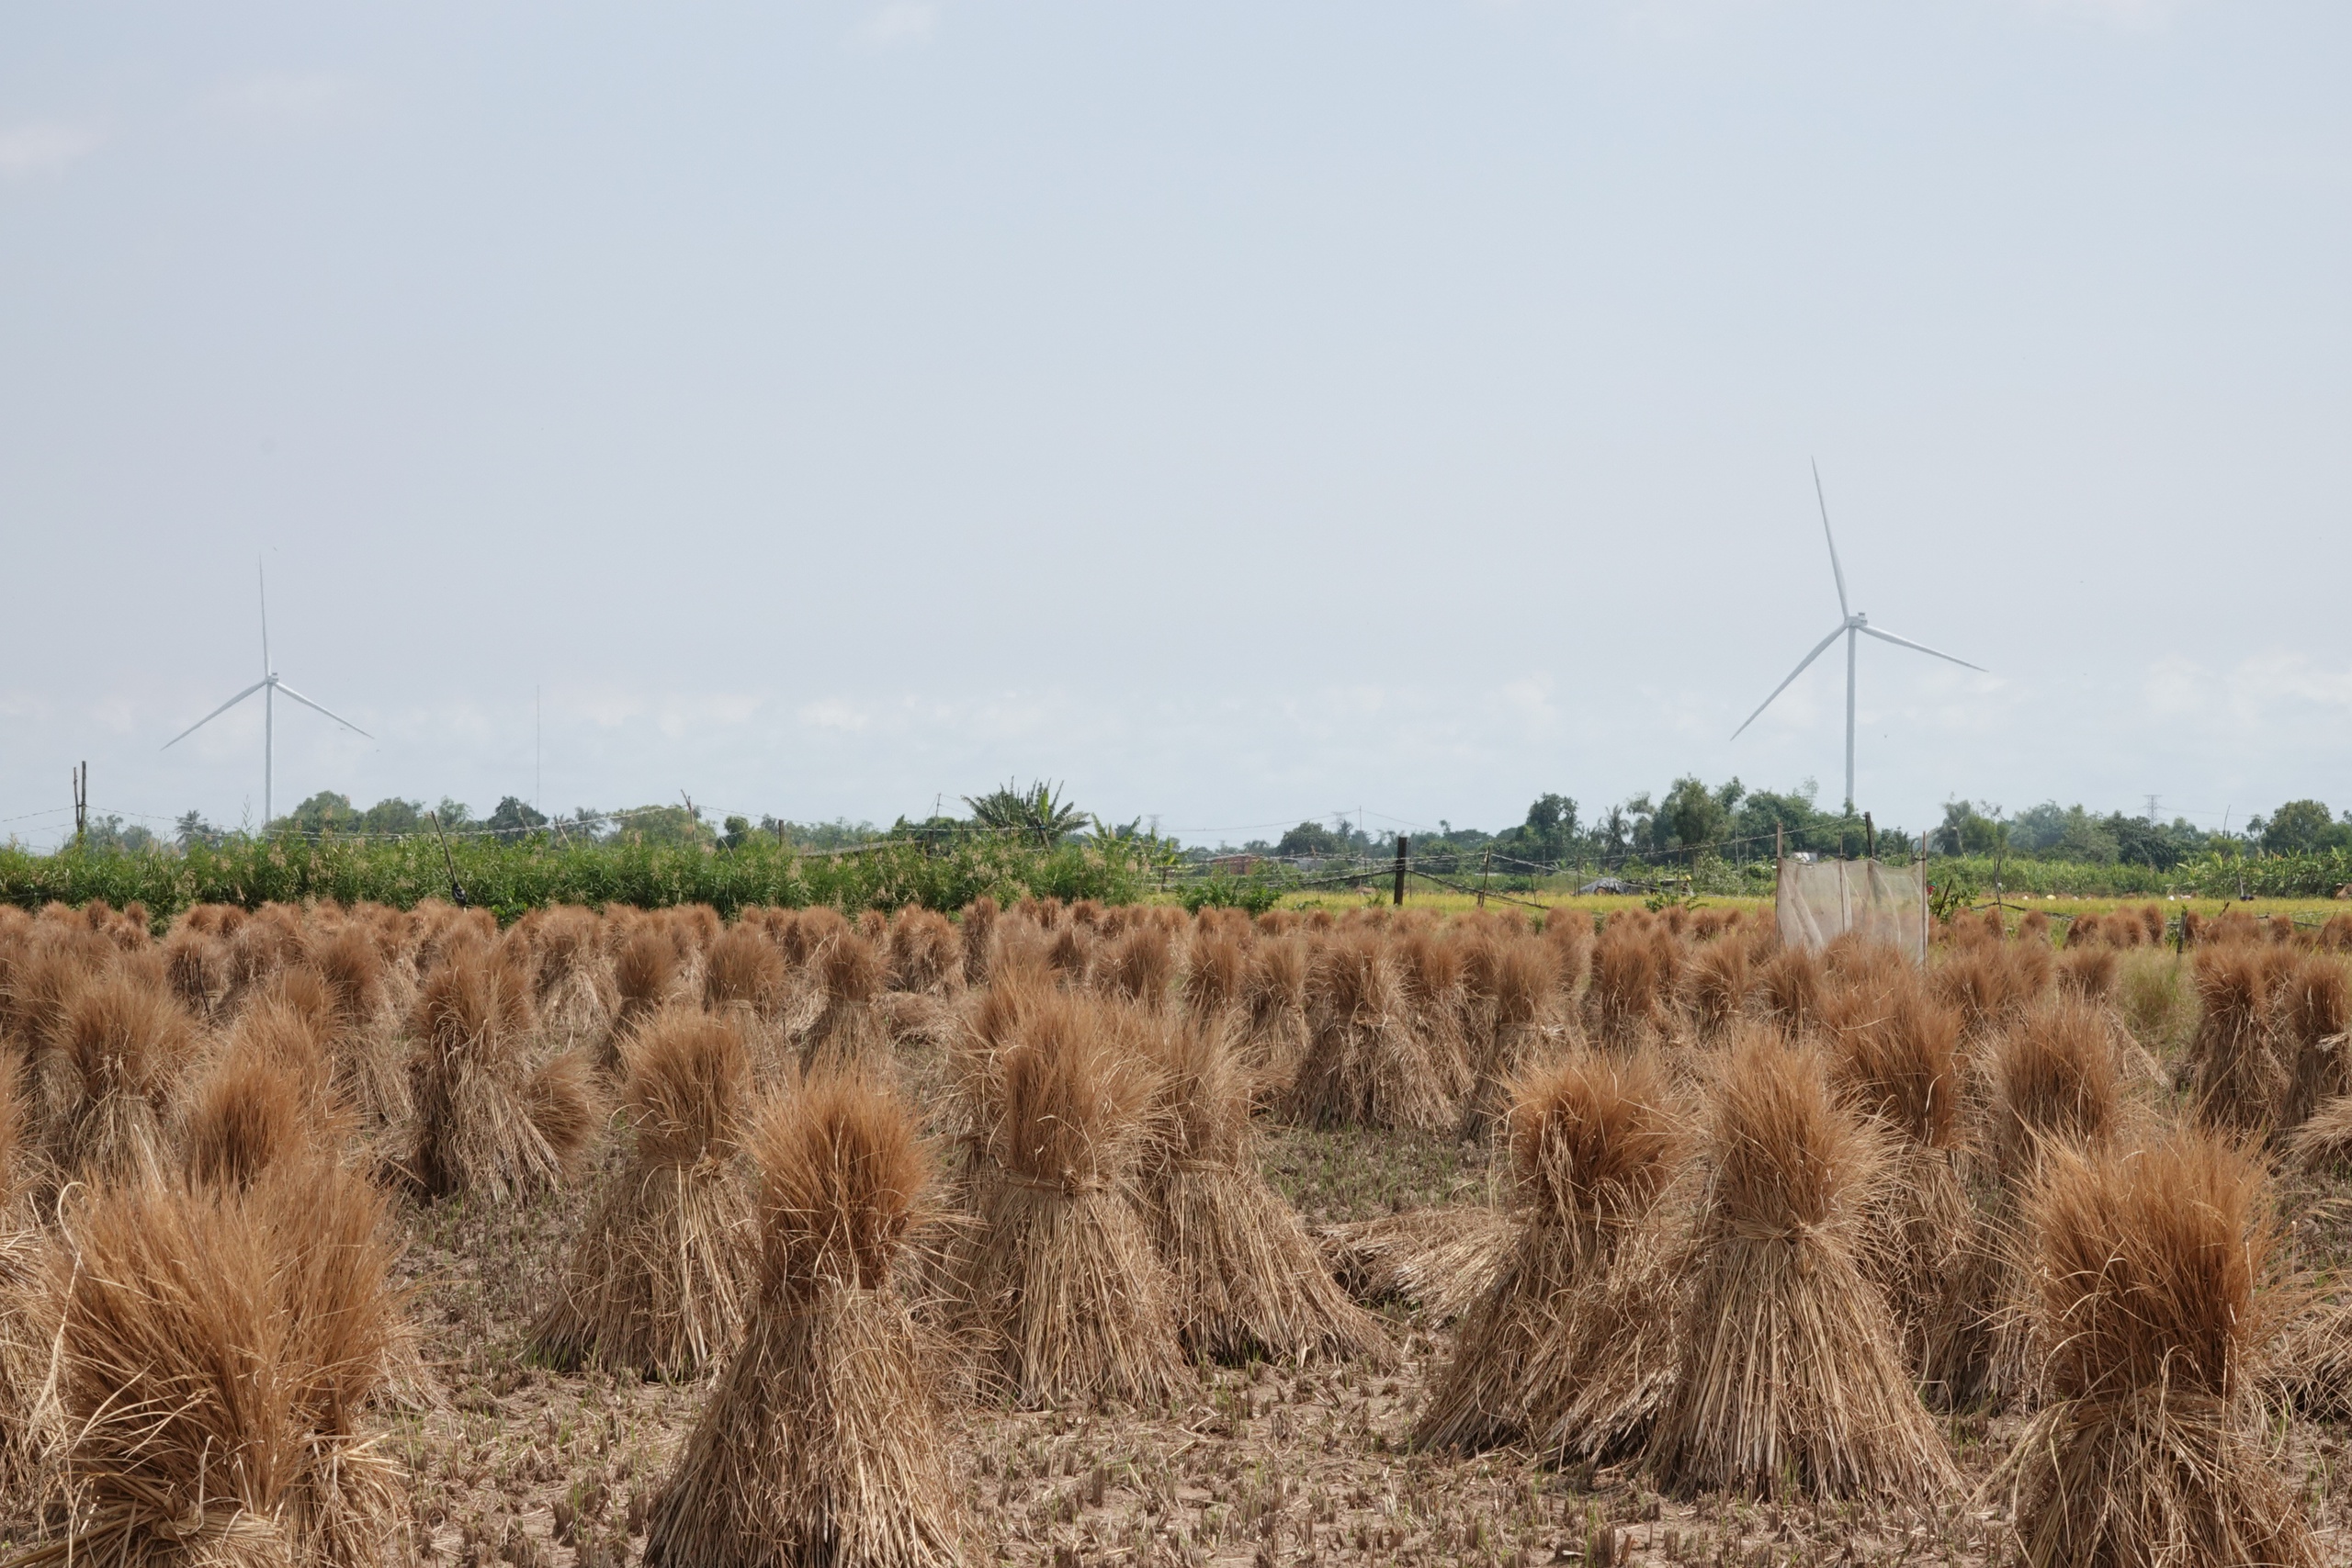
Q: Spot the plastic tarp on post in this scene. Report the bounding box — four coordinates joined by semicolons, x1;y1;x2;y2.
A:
1776;858;1928;961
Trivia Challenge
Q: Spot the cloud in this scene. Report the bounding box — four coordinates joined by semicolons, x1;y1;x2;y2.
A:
209;73;356;124
2141;651;2352;727
799;697;874;733
856;3;939;49
0;122;104;180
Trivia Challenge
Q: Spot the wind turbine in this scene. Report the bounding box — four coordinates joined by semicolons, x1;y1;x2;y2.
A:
1731;463;1984;810
163;562;370;826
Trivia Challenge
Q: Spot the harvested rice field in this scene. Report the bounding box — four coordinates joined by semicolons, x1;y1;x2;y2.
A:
6;894;2352;1566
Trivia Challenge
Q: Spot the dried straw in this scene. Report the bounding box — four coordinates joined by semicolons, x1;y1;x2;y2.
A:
1286;932;1459;1133
528;1007;760;1378
1418;1049;1686;1456
1997;1130;2314;1567
406;944;598;1202
642;1073;961;1567
16;1162;405;1568
1649;1031;1952;1501
949;988;1182;1407
34;970;196;1190
1135;1010;1389;1365
1319;1206;1513;1325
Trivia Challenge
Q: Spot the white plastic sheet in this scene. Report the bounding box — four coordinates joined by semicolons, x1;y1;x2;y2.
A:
1775;857;1928;961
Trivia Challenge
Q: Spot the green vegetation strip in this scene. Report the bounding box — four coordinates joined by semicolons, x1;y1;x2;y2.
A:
0;834;1155;926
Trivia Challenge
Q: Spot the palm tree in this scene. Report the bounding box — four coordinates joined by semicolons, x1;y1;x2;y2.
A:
963;780;1086;848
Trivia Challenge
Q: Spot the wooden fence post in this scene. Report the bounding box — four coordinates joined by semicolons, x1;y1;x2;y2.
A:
1393;835;1408;908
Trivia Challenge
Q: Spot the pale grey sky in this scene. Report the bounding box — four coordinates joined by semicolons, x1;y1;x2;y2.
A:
4;1;2346;848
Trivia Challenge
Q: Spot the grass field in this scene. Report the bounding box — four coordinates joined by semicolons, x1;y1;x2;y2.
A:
1287;886;2352;929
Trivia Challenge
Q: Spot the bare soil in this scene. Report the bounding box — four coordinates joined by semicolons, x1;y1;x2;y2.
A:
380;1115;2352;1568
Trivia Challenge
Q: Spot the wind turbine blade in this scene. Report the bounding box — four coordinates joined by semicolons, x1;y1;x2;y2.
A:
258;558;271;676
1859;624;1986;672
161;679;269;749
1730;623;1847;739
1812;458;1849;619
271;682;372;739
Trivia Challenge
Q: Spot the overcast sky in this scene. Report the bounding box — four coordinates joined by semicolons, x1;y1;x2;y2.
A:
3;1;2346;850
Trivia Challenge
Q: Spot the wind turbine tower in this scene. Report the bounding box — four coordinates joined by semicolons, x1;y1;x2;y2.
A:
1732;464;1985;809
164;562;371;825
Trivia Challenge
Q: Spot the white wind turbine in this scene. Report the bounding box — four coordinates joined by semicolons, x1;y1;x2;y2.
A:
1731;463;1984;810
164;562;370;825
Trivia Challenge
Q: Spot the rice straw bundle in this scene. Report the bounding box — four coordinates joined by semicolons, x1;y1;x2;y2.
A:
2275;951;2351;1129
2185;946;2289;1134
804;930;888;1068
887;907;964;996
643;1073;961;1567
289;934;413;1135
1417;1050;1686;1457
529;1007;759;1378
606;921;682;1069
670;903;724;964
775;906;842;966
1584;919;1676;1048
523;905;616;1048
1999;1130;2314;1567
1682;937;1751;1040
181;998;352;1190
1822;933;1907;995
1934;939;2050;1039
1398;929;1470;1067
1823;975;1973;1388
2055;943;2120;1002
1182;931;1249;1023
1044;923;1091;984
1286;931;1460;1132
1989;996;2123;1186
20;1161;405;1568
2288;1094;2352;1171
951;988;1182;1407
405;944;597;1201
1649;1031;1951;1501
1541;908;1594;998
1095;923;1177;1009
3;925;115;1055
1934;993;2125;1407
1135;1010;1388;1364
160;927;231;1019
34;970;197;1189
1757;945;1824;1037
84;898;153;953
957;897;998;987
1459;940;1566;1142
704;923;789;1016
221;904;310;1008
1239;935;1311;1080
